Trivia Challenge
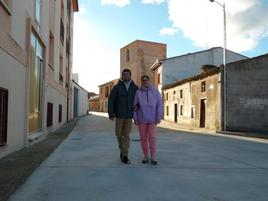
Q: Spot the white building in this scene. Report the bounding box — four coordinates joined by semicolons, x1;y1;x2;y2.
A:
151;47;248;91
0;0;79;158
72;80;89;118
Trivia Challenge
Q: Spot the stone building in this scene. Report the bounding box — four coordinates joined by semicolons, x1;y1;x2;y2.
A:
163;53;268;134
0;0;79;158
98;79;119;112
163;66;221;130
120;40;166;86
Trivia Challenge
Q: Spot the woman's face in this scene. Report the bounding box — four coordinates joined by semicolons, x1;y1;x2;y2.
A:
141;77;150;88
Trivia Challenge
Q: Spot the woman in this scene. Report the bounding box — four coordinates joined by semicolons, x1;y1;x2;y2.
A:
133;75;163;165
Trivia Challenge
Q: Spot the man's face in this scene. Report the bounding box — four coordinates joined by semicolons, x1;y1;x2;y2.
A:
122;71;131;82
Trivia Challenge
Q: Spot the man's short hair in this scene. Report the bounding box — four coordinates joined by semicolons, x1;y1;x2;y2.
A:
122;69;131;75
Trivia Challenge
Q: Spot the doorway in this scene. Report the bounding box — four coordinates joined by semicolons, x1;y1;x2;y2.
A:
174;103;178;122
200;99;206;128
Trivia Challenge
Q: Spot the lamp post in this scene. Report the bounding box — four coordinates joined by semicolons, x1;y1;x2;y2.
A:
209;0;227;131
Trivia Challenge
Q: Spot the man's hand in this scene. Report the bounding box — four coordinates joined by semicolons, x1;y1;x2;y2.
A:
109;117;114;121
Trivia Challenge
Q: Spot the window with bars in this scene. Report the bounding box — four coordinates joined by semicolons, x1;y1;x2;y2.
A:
166;106;169;116
0;88;8;146
47;102;53;127
180;89;183;98
201;81;206;92
180;105;183;116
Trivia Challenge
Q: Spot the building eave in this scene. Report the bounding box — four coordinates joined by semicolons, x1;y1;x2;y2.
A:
72;0;79;12
162;68;221;90
150;59;163;71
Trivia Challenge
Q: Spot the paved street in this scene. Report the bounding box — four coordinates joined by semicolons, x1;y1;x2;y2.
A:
8;113;268;201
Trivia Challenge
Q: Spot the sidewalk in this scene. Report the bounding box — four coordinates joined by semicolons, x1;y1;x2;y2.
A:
6;113;268;201
0;117;81;201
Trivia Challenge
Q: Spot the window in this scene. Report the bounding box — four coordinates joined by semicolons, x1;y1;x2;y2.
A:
59;55;63;84
173;91;176;101
60;0;64;43
47;102;53;127
165;93;168;101
191;106;195;119
60;18;64;44
49;32;54;67
67;0;71;16
35;0;41;28
180;89;183;98
126;49;130;62
0;88;8;146
201;81;206;92
180;105;183;116
157;73;160;84
58;104;62;123
105;86;109;97
166;106;169;116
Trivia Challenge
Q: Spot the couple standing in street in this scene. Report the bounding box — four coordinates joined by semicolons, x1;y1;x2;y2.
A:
108;69;163;165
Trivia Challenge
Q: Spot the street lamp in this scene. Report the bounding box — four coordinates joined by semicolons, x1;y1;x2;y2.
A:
209;0;227;131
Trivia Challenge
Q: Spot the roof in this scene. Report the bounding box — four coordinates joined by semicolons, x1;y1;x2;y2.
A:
150;47;249;71
72;80;88;93
162;67;221;90
98;79;119;87
72;0;79;12
121;40;167;50
226;52;268;66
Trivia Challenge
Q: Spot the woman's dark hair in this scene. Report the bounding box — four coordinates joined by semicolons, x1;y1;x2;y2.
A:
141;75;150;80
122;69;131;75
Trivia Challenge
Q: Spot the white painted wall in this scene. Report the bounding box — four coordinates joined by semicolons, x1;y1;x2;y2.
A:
0;49;27;158
162;47;247;86
72;81;88;117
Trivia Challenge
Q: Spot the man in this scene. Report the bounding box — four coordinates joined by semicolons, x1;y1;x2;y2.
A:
108;69;138;164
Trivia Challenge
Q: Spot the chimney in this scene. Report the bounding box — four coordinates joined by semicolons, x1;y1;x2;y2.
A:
200;65;217;73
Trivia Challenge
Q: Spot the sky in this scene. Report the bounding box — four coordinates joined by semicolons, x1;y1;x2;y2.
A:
73;0;268;93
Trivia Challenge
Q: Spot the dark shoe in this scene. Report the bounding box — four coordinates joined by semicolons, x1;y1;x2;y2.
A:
142;158;149;164
151;159;158;165
121;156;131;164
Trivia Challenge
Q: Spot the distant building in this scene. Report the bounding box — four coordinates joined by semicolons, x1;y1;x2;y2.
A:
72;80;89;118
151;47;248;92
120;40;166;86
98;79;119;112
89;96;99;112
162;53;268;134
163;65;221;130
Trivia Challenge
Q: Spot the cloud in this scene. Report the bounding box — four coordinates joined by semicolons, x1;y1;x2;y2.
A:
160;27;178;36
166;0;268;52
101;0;130;7
73;10;120;93
142;0;165;4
